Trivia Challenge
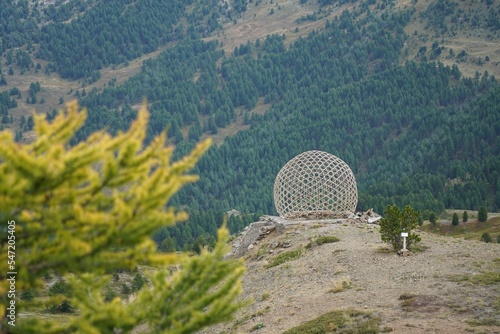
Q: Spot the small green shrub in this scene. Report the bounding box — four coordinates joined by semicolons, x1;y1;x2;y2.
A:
447;274;470;283
48;280;72;297
399;293;416;301
121;283;131;296
47;300;74;314
103;288;117;302
251;323;265;331
481;232;492;243
265;248;303;268
316;236;340;245
329;279;352;293
283;309;382;334
42;270;53;281
466;318;500;326
306;235;340;249
471;271;500;285
252;306;271;317
448;271;500;285
20;289;35;301
256;244;269;257
132;273;146;291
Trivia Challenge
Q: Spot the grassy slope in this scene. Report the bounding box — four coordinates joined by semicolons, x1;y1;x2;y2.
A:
419;211;500;241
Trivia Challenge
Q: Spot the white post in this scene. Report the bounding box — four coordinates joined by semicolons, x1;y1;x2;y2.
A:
401;232;408;251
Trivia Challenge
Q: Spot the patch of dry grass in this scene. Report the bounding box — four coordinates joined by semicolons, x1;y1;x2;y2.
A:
399;294;444;313
328;277;352;293
419;216;500;242
205;0;349;55
282;309;383;334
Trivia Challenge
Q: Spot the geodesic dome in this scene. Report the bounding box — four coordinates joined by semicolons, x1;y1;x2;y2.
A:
273;150;358;219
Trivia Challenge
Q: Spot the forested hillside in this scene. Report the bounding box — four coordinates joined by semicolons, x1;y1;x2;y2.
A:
0;0;223;82
0;0;498;250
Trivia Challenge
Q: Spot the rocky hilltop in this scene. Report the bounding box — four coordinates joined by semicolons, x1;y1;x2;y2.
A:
205;220;500;333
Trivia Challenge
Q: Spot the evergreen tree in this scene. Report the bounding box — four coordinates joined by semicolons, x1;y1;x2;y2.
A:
14;130;23;142
480;232;492;243
462;210;468;222
0;101;245;333
429;212;437;226
451;213;459;226
26;115;34;130
132;273;146;292
208;115;218;134
379;205;421;250
159;237;177;253
478;206;488;222
121;284;131;297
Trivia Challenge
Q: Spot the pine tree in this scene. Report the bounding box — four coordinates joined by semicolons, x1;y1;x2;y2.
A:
132;273;146;292
0;101;246;333
159;237;177;252
451;213;459;226
462;210;468;222
478;206;488;222
418;215;423;226
429;212;437;226
379;205;421;250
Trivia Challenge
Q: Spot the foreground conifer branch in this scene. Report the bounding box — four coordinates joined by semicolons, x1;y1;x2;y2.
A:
0;101;245;333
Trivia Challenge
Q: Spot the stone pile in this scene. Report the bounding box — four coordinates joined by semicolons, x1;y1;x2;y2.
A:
228;209;382;258
354;208;382;224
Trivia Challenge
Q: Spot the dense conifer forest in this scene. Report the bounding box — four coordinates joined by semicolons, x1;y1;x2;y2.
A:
0;0;223;81
0;0;498;250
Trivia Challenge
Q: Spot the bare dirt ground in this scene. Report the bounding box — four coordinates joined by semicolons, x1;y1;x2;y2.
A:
205;0;348;54
204;221;500;334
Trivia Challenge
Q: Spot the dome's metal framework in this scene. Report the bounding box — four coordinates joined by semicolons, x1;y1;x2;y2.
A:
273;151;358;219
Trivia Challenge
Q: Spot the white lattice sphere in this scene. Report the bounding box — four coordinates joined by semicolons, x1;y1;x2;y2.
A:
274;151;358;219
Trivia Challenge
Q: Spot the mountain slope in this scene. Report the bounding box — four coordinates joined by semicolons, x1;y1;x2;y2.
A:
203;221;500;333
0;0;499;250
1;0;498;123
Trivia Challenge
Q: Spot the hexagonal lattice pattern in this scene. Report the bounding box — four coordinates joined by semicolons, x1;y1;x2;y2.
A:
274;151;358;219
